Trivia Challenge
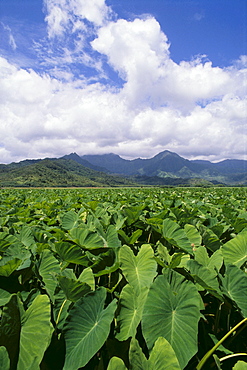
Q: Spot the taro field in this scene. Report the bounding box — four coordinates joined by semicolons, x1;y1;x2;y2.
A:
0;187;246;370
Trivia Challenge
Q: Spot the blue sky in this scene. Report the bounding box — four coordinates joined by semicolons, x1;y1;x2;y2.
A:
0;0;246;163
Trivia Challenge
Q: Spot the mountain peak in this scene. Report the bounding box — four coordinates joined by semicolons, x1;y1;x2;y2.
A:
153;150;180;160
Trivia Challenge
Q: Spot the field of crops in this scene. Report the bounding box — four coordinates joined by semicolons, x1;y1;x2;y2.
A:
0;187;246;370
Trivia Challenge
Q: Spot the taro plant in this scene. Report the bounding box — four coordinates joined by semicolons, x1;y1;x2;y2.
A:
0;187;246;369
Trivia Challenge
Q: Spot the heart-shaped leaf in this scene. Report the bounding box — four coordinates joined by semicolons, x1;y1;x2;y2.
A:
142;271;202;368
221;264;247;318
107;356;127;370
222;230;247;268
63;287;117;369
0;347;10;370
116;285;148;341
17;294;53;370
119;244;157;295
162;219;193;254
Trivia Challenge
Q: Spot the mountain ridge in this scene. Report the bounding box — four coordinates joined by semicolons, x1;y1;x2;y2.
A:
0;150;246;186
80;150;247;184
0;158;136;187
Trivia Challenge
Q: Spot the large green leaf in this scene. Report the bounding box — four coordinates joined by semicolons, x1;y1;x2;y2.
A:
18;226;35;248
162;219;193;254
0;346;10;370
221;264;247;318
129;337;181;370
194;246;223;272
148;337;181;370
38;249;60;301
97;225;121;249
55;241;89;266
129;338;148;370
17;294;53;370
78;267;95;290
56;275;91;302
184;224;202;247
199;225;222;252
187;259;221;293
90;248;118;276
208;249;223;272
61;210;80;230
118;229;143;245
63;287;117;370
0;257;22;277
107;357;127;370
222;230;247;268
0;232;16;252
233;361;247;370
122;205;144;226
0;289;12;306
116;285;148;341
0;294;23;370
119;244;157;295
69;227;104;249
142;271;202;368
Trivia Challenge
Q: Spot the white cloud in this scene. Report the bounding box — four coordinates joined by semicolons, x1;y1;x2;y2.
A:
45;2;69;38
44;0;112;38
92;17;171;107
0;22;17;50
70;0;112;26
0;1;246;164
193;12;205;21
92;19;235;111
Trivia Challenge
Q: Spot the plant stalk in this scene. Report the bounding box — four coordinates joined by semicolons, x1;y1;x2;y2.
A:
196;317;247;369
56;299;68;327
220;353;247;362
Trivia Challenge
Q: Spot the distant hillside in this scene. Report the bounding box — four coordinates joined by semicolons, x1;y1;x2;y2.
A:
0;158;136;187
81;153;141;175
81;150;247;185
1;150;246;187
61;153;110;173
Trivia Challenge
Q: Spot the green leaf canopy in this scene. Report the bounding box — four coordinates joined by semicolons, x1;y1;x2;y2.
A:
56;275;91;302
233;361;247;370
0;346;10;370
129;337;181;370
148;337;181;370
107;356;127;370
38;249;60;301
63;287;117;370
119;244;157;295
221;264;247;318
116;285;148;341
222;230;247;268
17;294;53;370
142;271;202;368
162;219;193;254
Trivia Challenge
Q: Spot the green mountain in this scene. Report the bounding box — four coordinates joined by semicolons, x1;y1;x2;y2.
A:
0;158;136;187
81;150;247;185
1;150;246;187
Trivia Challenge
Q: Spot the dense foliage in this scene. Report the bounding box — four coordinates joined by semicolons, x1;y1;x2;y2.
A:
0;187;246;369
0;159;135;187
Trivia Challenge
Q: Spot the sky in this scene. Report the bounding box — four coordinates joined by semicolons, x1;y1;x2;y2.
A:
0;0;246;164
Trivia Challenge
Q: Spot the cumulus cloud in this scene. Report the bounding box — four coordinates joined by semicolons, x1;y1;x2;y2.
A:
92;19;235;111
44;0;112;38
0;0;246;164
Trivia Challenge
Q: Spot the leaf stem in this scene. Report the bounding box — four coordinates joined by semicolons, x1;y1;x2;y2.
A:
196;317;247;369
56;299;68;327
220;353;247;362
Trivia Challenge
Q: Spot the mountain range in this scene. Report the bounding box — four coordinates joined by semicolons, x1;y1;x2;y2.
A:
0;150;246;187
81;150;247;185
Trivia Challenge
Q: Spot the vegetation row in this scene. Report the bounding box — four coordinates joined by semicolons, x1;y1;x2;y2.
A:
0;187;246;369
